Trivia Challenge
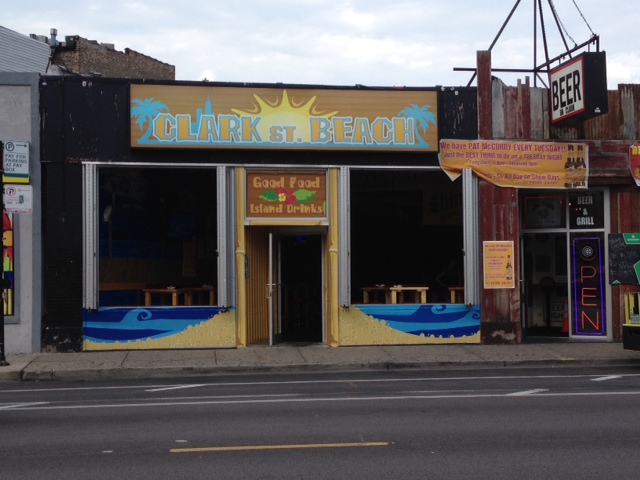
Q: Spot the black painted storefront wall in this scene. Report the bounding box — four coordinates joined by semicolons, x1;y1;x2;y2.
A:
38;76;478;350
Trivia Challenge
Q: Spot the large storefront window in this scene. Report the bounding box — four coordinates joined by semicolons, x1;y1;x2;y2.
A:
350;169;463;304
98;167;218;307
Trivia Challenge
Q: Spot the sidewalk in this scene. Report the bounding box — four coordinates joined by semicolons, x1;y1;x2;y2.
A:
1;341;639;382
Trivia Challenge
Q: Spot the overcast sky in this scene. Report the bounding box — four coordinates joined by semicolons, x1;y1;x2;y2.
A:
3;1;638;89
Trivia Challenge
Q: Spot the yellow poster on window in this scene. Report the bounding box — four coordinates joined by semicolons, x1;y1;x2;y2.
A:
483;241;515;289
630;144;640;187
439;139;588;189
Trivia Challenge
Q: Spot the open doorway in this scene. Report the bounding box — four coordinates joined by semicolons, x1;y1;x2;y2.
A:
279;234;323;343
521;232;569;337
244;228;324;345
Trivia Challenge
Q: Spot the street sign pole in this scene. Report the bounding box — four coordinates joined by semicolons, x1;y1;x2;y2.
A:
0;141;9;366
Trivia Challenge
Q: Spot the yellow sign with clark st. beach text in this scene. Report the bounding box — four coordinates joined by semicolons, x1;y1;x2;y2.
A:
130;85;438;152
439;139;588;189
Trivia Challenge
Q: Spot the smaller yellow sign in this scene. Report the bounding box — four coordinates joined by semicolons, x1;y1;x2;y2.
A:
483;241;515;289
246;171;327;220
630;144;640;187
439;139;588;189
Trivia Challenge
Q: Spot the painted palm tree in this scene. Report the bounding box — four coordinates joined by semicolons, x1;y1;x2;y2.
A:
131;97;169;143
399;104;437;147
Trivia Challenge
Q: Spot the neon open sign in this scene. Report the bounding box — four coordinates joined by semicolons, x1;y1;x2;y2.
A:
572;237;606;336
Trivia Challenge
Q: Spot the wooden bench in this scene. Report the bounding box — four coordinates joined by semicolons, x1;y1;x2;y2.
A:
361;286;391;304
449;286;464;303
143;287;216;306
389;286;429;304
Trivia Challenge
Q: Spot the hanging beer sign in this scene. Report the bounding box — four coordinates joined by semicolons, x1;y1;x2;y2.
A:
550;52;608;124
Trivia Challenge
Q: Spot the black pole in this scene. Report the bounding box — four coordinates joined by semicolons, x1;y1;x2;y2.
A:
0;140;9;366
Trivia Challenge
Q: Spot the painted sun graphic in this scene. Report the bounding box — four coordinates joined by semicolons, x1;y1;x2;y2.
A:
231;90;337;143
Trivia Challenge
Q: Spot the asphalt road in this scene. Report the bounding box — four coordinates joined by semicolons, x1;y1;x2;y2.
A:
2;366;640;479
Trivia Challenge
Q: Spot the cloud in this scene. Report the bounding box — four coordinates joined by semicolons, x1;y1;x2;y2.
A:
2;0;638;90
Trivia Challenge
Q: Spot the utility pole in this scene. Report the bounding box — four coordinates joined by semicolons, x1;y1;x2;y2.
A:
0;140;9;366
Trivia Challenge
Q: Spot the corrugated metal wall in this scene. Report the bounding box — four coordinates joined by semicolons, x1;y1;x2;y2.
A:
0;26;50;74
495;78;640;143
493;78;639;180
245;227;270;344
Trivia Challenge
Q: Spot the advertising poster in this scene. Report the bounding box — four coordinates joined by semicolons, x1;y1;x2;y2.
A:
483;240;515;289
3;212;13;316
630;144;640;187
439;139;588;189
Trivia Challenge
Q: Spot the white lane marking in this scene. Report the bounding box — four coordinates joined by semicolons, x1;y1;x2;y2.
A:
507;389;548;396
0;384;180;394
3;390;640;411
0;402;48;410
146;384;205;392
149;393;304;402
2;373;639;394
152;393;304;401
591;375;622;382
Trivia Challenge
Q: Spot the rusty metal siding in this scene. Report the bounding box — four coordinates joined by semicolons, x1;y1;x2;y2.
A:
493;82;549;140
493;79;640;143
503;87;520;139
492;78;640;182
620;84;640;139
477;51;492;139
583;90;623;140
529;87;549;139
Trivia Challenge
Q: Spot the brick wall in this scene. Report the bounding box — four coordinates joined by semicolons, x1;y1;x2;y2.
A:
53;36;174;80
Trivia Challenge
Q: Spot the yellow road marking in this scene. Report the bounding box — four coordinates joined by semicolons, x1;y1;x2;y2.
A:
171;441;390;453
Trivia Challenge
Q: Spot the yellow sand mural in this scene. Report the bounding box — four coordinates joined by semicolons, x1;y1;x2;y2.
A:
339;307;480;346
84;310;236;351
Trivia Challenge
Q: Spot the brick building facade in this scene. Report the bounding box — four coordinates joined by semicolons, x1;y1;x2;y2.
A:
52;35;174;80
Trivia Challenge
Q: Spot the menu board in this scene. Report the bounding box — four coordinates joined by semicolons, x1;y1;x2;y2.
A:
609;234;640;285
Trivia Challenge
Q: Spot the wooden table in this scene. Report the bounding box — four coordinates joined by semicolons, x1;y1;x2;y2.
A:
361;286;391;304
182;287;216;306
143;288;181;306
449;286;464;303
388;286;428;304
143;287;216;306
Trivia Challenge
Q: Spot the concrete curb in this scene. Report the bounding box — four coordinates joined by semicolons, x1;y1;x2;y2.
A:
13;356;640;382
0;369;21;381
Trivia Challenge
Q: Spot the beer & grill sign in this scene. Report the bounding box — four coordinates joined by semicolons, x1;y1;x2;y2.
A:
550;52;608;124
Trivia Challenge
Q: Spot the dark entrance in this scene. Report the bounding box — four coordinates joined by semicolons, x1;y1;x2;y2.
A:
279;234;323;343
521;232;569;337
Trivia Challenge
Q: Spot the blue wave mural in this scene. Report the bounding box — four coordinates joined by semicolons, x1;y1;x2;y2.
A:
357;304;480;338
84;307;223;343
